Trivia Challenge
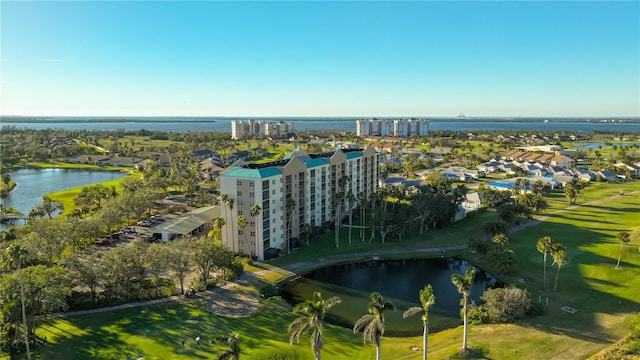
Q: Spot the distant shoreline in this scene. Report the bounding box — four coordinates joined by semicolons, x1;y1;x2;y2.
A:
2;116;639;123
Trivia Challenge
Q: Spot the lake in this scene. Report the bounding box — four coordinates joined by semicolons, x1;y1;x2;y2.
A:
1;168;127;230
280;257;502;335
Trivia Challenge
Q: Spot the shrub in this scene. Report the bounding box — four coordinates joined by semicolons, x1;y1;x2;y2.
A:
481;286;531;323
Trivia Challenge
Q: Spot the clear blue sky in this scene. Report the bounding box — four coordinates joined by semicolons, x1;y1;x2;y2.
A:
1;1;638;117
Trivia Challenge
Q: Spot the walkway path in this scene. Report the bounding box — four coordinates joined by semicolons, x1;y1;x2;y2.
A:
59;190;634;318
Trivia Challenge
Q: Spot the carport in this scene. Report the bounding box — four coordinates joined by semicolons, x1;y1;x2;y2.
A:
151;206;219;241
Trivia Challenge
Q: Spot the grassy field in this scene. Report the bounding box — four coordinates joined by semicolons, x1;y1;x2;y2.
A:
27;182;640;359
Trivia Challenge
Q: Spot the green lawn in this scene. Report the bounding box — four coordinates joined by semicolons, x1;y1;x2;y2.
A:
28;182;640;359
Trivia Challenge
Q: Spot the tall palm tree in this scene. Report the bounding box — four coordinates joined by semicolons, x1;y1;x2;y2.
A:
237;214;247;253
353;292;396;360
331;192;343;248
536;236;553;290
250;203;261;258
491;233;509;251
289;291;342;360
551;244;568;291
225;197;235;252
403;284;436;360
451;266;475;353
220;193;230;246
212;333;240;360
285;198;296;254
346;190;356;245
5;244;31;359
357;192;368;241
615;231;631;269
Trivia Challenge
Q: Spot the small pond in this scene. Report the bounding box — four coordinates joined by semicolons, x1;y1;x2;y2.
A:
280;257;502;336
1;168;127;230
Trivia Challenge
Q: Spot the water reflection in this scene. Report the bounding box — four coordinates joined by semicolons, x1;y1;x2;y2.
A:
281;257;502;317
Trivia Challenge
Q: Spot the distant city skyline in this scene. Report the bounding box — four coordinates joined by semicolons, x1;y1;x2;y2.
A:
1;1;638;117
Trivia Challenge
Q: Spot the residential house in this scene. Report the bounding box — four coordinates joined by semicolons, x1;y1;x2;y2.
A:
550;154;575;169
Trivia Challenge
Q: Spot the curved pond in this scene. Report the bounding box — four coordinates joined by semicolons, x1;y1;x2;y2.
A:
1;168;127;230
280;257;502;336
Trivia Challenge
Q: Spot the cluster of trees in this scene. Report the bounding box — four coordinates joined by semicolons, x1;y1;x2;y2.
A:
1;236;241;356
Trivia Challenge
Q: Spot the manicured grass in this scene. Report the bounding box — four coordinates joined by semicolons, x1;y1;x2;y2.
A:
29;182;640;359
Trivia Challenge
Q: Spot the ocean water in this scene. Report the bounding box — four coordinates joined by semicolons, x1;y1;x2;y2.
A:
2;117;639;133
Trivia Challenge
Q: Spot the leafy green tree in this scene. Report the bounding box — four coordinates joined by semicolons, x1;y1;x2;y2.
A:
210;216;226;241
480;286;531;323
536;236;554;291
63;252;103;302
489;248;516;275
288;291;342;360
403;284;436;360
212;333;241;360
191;237;234;286
3;244;31;358
564;182;577;205
451;266;476;352
145;243;169;297
165;239;192;294
353;292;396;360
346;190;356;245
100;245;146;301
615;231;631;269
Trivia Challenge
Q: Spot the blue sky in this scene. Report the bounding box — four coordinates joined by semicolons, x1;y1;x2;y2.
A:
1;1;638;117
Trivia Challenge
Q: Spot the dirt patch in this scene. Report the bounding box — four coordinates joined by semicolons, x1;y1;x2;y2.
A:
207;288;259;318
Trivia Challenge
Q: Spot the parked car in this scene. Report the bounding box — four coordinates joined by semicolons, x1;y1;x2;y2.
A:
122;226;136;234
137;220;152;227
151;215;166;221
166;195;175;200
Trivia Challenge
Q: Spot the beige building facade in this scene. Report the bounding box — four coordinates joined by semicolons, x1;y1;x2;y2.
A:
220;146;379;260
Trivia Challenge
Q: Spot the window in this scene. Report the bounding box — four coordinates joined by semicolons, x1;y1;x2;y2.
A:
249;181;255;187
250;192;255;197
250;221;255;226
238;229;243;235
237;191;242;196
237;180;243;186
251;241;256;246
250;231;255;237
239;240;244;245
238;210;243;216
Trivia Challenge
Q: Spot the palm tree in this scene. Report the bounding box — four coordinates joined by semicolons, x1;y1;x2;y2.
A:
357;192;368;241
536;236;553;291
331;192;343;248
250;203;261;258
353;292;396;360
212;333;240;360
615;231;631;269
450;266;475;353
288;291;342;360
551;244;568;291
225;197;235;252
303;222;313;246
284;198;296;254
209;216;226;241
403;284;436;360
237;214;247;253
346;190;356;245
4;244;31;359
220;193;230;245
491;233;509;251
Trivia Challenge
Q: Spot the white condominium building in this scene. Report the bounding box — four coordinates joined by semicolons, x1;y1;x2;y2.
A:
231;120;296;139
220;146;380;260
356;118;429;137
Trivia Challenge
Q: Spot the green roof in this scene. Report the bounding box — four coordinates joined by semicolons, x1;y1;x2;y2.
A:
221;167;282;178
346;152;362;159
151;206;219;235
305;158;329;168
